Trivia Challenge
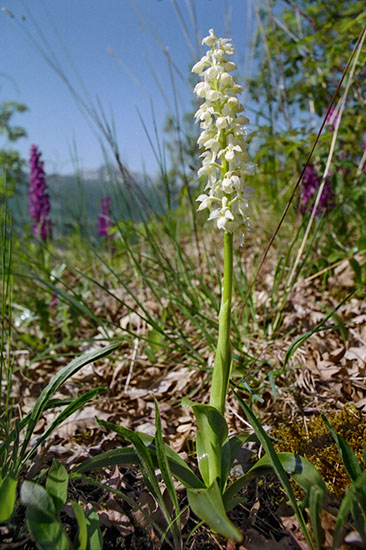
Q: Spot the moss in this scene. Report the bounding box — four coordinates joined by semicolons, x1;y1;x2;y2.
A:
272;404;366;501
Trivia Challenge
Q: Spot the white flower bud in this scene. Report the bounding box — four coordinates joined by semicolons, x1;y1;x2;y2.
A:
202;29;217;47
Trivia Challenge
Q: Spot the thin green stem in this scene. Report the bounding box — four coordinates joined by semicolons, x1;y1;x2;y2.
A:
209;231;233;415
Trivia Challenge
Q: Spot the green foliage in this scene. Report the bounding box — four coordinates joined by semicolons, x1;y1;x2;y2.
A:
187;479;243;542
96;416;183;549
78;397;332;547
0;473;17;522
0;101;28;197
233;391;321;550
249;0;366;284
0;343;118;479
21;460;102;550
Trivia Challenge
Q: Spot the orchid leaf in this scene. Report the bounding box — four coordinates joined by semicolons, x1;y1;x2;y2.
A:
233;390;316;550
96;419;160;500
74;430;204;489
85;508;103;550
224;451;327;511
191;403;228;488
96;418;175;534
187;478;242;542
221;432;258;490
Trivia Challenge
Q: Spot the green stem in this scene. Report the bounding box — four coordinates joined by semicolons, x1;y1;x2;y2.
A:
209;231;233;415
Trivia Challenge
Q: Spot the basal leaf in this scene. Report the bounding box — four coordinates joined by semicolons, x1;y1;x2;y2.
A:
21;481;56;522
191;403;228;488
73;432;204;489
233;391;315;550
0;474;17;522
46;460;69;515
96;417;172;528
21;481;70;550
224;451;327;512
221;432;258;491
187;478;242;542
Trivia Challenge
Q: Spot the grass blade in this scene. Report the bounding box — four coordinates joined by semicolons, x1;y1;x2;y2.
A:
17;342;119;473
322;415;363;483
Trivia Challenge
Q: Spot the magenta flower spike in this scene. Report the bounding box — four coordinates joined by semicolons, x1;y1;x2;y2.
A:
300;165;334;216
29;145;52;240
97;195;115;250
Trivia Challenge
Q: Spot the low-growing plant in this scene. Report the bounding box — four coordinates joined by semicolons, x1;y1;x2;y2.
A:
20;459;102;550
0;342;118;525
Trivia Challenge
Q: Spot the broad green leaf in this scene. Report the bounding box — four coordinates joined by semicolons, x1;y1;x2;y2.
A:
191;403;228;488
21;481;70;550
85;508;103;550
322;415;363;483
46;460;69;515
72;501;88;550
233;391;316;550
21;481;56;522
73;432;205;489
18;343;119;473
0;474;17;522
187;478;242;542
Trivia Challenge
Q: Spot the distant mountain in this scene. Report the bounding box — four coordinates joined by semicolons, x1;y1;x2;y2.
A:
8;165;164;239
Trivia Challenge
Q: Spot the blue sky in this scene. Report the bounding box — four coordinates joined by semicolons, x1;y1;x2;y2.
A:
1;1;257;176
